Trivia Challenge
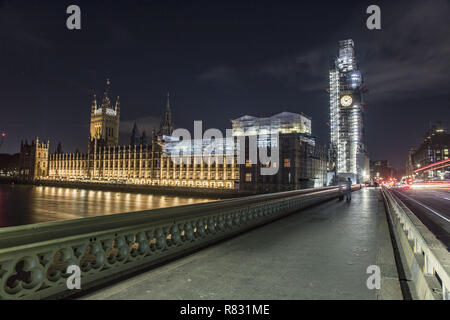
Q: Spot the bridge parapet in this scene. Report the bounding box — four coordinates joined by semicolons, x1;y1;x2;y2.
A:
0;185;361;300
382;188;450;300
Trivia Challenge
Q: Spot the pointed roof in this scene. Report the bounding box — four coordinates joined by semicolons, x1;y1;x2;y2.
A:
105;78;110;95
158;92;175;136
130;122;140;145
131;122;138;134
166;92;171;112
101;79;111;109
91;92;97;110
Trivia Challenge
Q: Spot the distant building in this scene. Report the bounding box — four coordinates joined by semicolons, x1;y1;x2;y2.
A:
0;153;20;176
18;138;49;180
43;82;238;188
370;160;395;180
405;147;416;176
410;123;450;179
231;112;312;137
329;39;369;184
161;135;239;188
89;79;120;148
20;81;328;192
234;112;328;193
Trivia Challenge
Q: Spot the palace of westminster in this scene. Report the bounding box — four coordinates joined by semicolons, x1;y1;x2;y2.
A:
18;80;328;192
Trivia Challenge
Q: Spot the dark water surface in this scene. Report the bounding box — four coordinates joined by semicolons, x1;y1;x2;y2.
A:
0;184;217;228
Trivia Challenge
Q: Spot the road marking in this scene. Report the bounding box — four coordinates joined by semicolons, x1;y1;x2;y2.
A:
397;192;450;223
444;198;450;201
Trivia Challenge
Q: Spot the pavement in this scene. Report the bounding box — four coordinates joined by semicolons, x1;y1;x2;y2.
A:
81;188;402;300
392;188;450;250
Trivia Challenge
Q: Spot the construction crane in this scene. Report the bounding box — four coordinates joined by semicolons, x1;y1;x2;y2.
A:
0;132;6;151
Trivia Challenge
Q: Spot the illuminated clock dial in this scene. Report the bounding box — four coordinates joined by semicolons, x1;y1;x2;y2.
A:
340;95;353;107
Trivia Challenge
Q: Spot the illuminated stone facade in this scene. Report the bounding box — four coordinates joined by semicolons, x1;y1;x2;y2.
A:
89;79;120;148
18;138;49;180
47;143;239;189
21;81;327;191
42;83;240;189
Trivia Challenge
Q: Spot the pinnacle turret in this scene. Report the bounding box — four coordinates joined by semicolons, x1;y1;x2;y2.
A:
158;92;174;136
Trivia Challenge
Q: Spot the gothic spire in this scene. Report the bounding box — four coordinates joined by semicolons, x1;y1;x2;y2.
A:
158;92;174;136
130;122;139;145
131;121;138;133
105;78;110;97
91;92;97;110
141;130;147;145
166;92;170;112
115;95;120;111
101;78;111;108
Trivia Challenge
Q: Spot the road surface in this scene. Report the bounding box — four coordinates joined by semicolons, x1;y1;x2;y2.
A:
391;187;450;250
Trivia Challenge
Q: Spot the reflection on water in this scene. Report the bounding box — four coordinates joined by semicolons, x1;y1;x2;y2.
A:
0;184;216;228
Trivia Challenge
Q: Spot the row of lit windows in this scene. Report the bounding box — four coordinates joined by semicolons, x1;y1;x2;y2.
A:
244;159;291;168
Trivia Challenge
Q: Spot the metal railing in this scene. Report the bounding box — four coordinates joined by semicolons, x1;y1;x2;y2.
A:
381;188;450;300
0;185;356;300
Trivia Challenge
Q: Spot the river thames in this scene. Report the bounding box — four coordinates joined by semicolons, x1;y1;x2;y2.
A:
0;184;217;228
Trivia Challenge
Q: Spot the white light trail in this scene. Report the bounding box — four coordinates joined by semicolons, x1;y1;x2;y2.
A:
399;192;450;223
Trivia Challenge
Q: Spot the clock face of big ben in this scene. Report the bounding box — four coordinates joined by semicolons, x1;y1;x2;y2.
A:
340;95;353;107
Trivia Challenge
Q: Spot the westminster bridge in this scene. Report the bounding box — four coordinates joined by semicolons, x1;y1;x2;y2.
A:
0;186;448;300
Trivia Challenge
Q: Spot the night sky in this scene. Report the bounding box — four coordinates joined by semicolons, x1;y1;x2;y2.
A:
0;0;449;170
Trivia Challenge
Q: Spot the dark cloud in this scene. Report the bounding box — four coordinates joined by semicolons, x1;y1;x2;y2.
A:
362;0;450;101
260;47;332;92
0;1;55;50
260;0;449;102
198;66;237;83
